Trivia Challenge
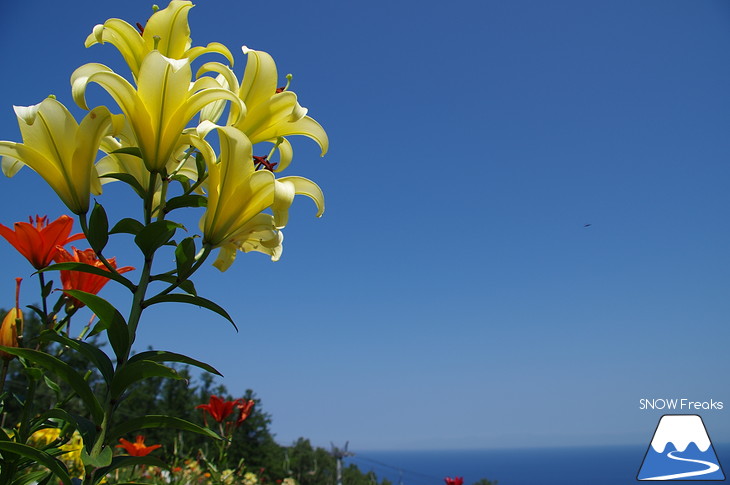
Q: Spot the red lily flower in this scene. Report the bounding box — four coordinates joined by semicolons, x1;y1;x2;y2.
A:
197;395;239;423
0;215;84;269
444;477;464;485
116;436;161;456
54;247;134;308
235;399;255;427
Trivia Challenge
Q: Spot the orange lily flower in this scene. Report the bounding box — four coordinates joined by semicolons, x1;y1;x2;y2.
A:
116;436;161;456
196;395;239;424
235;399;255;427
0;278;22;361
0;215;84;269
54;247;134;308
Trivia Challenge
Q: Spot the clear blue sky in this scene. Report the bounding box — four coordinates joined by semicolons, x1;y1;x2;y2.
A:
1;0;729;451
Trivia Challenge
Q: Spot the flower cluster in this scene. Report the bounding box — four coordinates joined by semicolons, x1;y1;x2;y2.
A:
0;0;327;272
197;394;255;427
0;214;134;311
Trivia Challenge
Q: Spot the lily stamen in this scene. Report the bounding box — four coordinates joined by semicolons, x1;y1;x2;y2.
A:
275;74;293;93
253;155;277;172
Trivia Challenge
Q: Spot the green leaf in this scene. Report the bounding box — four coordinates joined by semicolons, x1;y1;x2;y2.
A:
0;442;73;485
80;446;113;467
110;217;144;236
143;293;237;331
165;194;207;213
110;360;184;399
128;350;222;376
108;146;143;158
178;279;197;296
109;415;221;441
0;347;103;423
149;274;197;296
42;279;53;299
24;367;43;381
68;414;97;450
63;291;129;364
43;375;61;398
32;409;79;435
170;173;191;191
195;151;206;180
100;172;146;198
175;237;196;276
87;202;109;253
41;262;135;292
11;470;51;485
134;221;182;257
39;331;114;384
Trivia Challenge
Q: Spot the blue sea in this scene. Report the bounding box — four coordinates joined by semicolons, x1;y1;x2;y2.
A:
346;444;730;485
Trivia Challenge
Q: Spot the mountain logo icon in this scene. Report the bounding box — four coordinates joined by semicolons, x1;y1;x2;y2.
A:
637;414;725;481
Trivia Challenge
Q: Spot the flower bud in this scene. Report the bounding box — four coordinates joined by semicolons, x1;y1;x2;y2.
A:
0;308;22;361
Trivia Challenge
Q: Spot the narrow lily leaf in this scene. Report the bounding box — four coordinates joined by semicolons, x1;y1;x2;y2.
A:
39;330;114;384
27;304;45;321
0;440;74;485
143;293;237;330
195;151;206;180
87;202;109;253
175;237;196;276
170;174;191;192
100;172;146;199
134;221;182;257
42;262;135;292
165;194;207;212
110;360;184;399
68;413;97;450
128;350;222;376
0;347;104;423
108;146;143;158
42;279;53;299
11;470;51;485
108;415;221;441
63;290;129;364
150;274;197;296
109;217;144;236
32;409;79;435
92;455;168;482
43;375;61;398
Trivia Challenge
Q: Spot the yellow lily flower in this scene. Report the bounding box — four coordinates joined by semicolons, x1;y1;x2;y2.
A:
199;124;276;248
72;50;242;173
0;98;123;214
211;213;283;272
198;47;328;172
272;176;325;229
197;121;323;269
85;0;233;77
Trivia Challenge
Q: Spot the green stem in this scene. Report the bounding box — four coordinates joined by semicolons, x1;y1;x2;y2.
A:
38;272;50;328
17;373;37;444
153;175;170;221
184;172;208;196
0;359;8;394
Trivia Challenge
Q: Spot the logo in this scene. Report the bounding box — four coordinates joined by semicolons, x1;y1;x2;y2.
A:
637;414;725;481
